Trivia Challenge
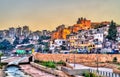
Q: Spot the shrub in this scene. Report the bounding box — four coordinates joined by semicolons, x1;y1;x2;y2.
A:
34;60;40;63
41;61;56;68
118;67;120;70
35;60;56;68
57;60;66;65
85;72;90;77
113;57;117;63
0;63;3;69
83;72;90;77
49;62;56;68
83;72;101;77
89;72;96;77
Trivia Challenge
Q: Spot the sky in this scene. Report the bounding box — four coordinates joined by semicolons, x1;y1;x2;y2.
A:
0;0;120;31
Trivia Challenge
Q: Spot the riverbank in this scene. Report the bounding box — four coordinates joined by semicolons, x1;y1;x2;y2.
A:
30;62;70;77
20;64;56;77
0;69;4;77
33;53;120;74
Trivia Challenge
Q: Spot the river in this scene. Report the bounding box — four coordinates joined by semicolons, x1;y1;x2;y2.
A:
5;66;31;77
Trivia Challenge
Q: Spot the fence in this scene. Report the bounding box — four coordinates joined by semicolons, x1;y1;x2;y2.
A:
89;69;120;77
61;66;120;77
61;66;89;75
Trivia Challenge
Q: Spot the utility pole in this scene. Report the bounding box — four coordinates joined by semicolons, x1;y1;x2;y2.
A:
96;48;99;73
74;51;75;67
96;39;99;73
69;44;70;63
74;43;78;67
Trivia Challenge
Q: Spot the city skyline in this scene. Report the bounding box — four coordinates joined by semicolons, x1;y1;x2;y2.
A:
0;0;120;31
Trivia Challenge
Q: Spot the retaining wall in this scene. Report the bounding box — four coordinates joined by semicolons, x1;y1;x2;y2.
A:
30;62;69;77
33;53;120;63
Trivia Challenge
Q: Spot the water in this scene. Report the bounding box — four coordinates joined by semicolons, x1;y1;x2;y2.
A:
5;66;31;77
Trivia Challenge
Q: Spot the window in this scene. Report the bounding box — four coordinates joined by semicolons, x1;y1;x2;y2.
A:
100;34;102;37
63;41;65;44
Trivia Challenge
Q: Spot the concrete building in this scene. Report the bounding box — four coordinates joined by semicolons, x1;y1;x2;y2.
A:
3;30;9;37
9;27;15;38
94;33;104;43
0;30;4;39
54;39;66;46
22;26;30;37
49;39;67;53
16;27;22;37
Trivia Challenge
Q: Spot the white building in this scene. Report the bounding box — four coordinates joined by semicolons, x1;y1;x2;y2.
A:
49;39;66;51
54;39;66;46
94;33;104;42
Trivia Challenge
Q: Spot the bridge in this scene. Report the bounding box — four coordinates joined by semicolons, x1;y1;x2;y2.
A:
2;56;33;71
8;57;29;65
1;56;32;64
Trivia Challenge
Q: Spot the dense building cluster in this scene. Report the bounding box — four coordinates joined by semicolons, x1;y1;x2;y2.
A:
0;26;51;44
0;17;120;54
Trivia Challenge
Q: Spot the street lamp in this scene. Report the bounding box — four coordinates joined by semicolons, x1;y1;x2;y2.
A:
74;42;78;68
96;48;99;73
68;44;71;63
74;50;76;67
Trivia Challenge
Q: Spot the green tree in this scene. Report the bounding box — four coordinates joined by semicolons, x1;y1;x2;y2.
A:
0;52;3;64
113;57;117;63
21;38;29;44
43;47;49;52
60;45;67;50
0;45;6;50
107;20;117;41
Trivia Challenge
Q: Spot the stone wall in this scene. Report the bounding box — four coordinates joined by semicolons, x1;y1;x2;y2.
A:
33;53;120;63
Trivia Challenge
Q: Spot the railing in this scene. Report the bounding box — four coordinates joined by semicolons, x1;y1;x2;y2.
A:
89;69;120;77
61;66;120;77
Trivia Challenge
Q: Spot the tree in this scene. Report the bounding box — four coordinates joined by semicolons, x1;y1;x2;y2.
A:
60;45;67;50
21;38;29;44
113;57;117;63
13;37;19;45
41;35;51;40
43;47;49;52
37;47;42;52
107;20;117;41
0;52;3;64
1;39;10;46
0;39;11;50
0;45;6;50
